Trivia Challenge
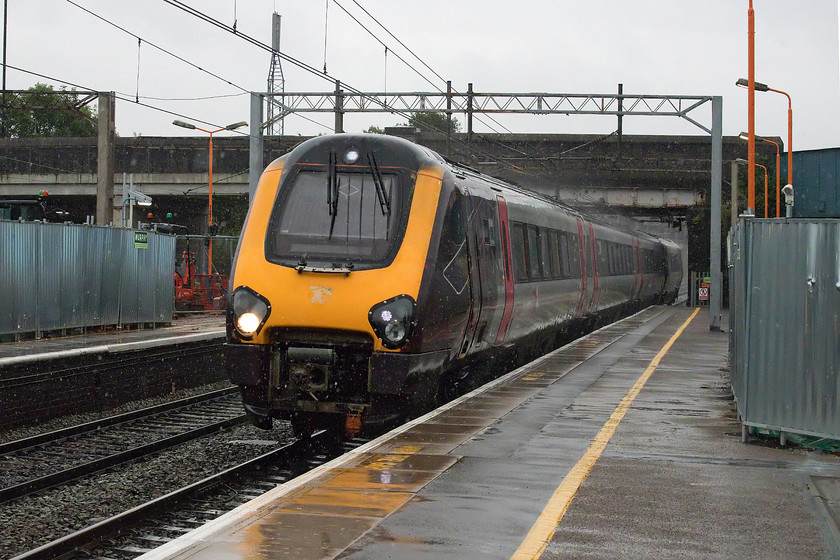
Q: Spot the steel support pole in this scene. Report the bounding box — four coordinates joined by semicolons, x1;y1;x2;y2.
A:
96;92;115;226
446;80;452;159
249;92;264;204
710;95;723;331
731;160;739;230
617;83;623;158
467;83;474;162
334;80;344;133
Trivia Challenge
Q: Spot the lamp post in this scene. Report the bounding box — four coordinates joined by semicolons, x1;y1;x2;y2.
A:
736;77;793;200
172;119;248;275
740;132;780;217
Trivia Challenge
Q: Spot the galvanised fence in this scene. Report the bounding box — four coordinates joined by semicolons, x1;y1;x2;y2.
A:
729;218;840;444
0;220;175;338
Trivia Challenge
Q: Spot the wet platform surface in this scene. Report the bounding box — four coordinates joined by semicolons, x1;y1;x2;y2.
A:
0;313;225;366
138;306;840;560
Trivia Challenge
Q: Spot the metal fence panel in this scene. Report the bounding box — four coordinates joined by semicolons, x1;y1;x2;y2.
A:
0;221;175;337
0;221;39;333
729;218;840;441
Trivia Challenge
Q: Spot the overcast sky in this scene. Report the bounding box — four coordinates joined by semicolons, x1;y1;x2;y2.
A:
4;1;839;151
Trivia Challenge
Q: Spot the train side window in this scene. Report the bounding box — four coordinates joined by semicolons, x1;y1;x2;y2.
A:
548;231;562;278
527;226;543;280
540;229;552;279
558;232;570;277
596;240;608;275
511;222;529;283
567;232;581;277
481;217;496;248
613;243;621;275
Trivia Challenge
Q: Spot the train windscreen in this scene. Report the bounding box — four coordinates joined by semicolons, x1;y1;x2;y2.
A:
267;170;404;266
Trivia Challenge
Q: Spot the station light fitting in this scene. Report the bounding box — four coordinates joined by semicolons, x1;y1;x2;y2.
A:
735;78;770;92
126;189;152;206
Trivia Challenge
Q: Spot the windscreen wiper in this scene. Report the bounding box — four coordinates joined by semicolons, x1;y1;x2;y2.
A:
327;151;339;239
367;152;391;217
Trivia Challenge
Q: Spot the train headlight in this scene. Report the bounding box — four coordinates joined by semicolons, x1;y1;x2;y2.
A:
343;148;360;164
231;286;271;339
368;295;417;349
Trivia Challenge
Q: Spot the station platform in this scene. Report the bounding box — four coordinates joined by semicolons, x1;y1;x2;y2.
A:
0;313;226;368
139;306;840;560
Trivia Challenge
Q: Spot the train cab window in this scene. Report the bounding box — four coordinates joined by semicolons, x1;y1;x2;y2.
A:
511;223;529;283
268;170;404;265
527;226;543;280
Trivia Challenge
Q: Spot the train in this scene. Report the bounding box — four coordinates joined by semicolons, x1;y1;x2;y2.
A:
225;133;682;437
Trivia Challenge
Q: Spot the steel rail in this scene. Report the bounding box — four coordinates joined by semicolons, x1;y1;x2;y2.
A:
10;431;330;560
0;395;246;504
0;387;237;455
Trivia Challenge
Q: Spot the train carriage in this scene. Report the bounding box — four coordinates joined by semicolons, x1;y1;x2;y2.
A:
225;133;681;436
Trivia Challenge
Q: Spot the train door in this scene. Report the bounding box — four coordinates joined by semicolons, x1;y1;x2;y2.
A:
460;190;504;354
575;219;594;316
633;238;644;298
588;224;600;312
494;196;515;344
631;237;641;299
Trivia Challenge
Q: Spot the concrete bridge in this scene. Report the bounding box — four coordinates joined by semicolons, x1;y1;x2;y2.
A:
0;132;777;235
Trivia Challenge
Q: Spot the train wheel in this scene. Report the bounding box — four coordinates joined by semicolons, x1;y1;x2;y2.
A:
437;374;462;405
245;409;273;430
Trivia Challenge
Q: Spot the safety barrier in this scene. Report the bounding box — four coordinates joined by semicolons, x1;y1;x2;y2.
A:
729;218;840;444
0;220;175;338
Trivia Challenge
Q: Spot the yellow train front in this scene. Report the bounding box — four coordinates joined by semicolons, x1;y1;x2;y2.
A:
225;134;471;436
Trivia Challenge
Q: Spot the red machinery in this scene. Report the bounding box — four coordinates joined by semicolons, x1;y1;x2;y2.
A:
174;239;228;311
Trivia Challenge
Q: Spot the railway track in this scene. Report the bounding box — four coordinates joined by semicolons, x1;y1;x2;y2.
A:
0;388;246;504
10;432;363;560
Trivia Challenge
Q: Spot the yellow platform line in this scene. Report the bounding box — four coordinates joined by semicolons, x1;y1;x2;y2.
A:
511;307;700;560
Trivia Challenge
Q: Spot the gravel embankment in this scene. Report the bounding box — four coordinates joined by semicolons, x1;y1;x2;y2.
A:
0;383;295;559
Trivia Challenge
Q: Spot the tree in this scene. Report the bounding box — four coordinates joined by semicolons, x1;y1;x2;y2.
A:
364;125;384;134
3;84;97;138
403;112;461;134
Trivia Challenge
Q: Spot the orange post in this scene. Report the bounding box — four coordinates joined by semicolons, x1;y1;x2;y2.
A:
747;0;756;215
759;138;781;218
768;87;794;193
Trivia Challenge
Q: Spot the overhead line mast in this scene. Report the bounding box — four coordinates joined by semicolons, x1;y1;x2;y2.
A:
267;12;285;136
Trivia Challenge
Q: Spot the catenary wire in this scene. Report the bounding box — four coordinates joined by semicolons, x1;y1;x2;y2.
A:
159;0;531;176
342;0;513;135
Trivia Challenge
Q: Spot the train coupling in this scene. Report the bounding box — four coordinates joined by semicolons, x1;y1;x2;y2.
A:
345;406;365;438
